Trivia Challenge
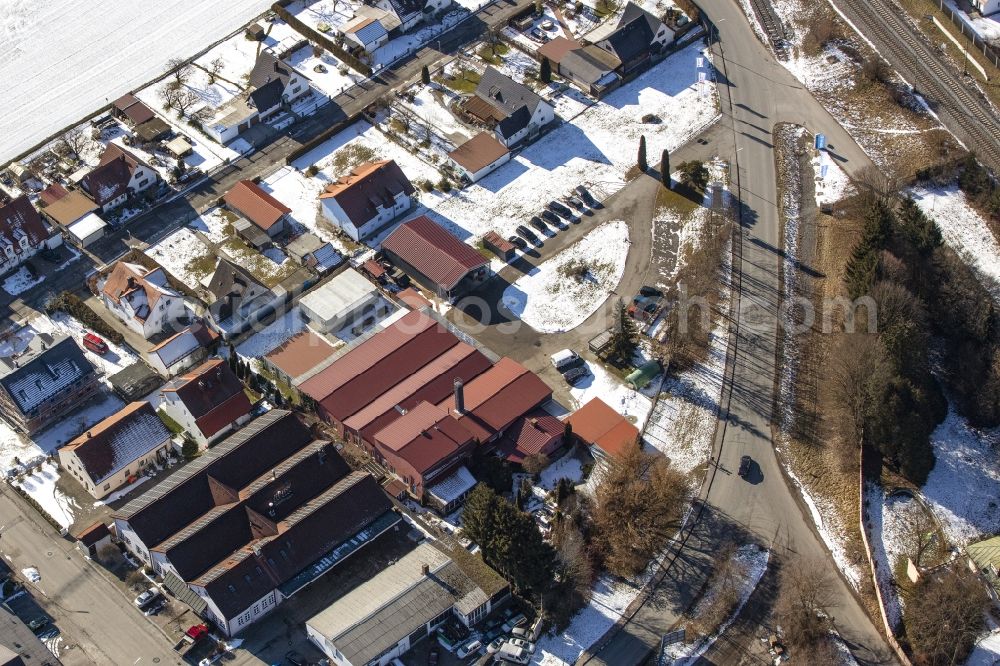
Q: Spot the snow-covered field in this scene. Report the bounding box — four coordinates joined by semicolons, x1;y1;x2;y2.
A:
0;0;273;164
570;360;653;427
2;267;44;296
146;226;215;286
398;86;475;145
501;221;629;333
921;408;1000;546
13;462;78;529
911;185;1000;304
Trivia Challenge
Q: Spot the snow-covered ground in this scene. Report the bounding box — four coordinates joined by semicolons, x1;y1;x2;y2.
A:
501;220;629;333
812;150;854;207
398;85;475;145
31;311;139;382
967;629;1000;666
665;546;770;665
371;10;473;67
146;226;216;286
921;407;1000;546
13;462;78;529
570;360;653;427
0;0;273;164
2;267;44;296
537;452;584;491
865;486;929;628
235;307;308;359
911;185;1000;304
286;45;363;99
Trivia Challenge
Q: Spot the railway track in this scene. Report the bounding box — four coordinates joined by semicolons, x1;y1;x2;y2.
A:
747;0;790;60
835;0;1000;172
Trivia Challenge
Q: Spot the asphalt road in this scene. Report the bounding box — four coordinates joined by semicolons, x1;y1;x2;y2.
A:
581;1;895;664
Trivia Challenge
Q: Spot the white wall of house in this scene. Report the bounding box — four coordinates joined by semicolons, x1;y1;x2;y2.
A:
972;0;1000;14
60;439;170;500
206;120;244;145
146;335;206;378
100;192;128;213
103;290;186;339
320;192;411;241
129;164;158;194
453;151;511;183
0;233;40;274
195;586;280;637
114;518;152;564
496;101;553;147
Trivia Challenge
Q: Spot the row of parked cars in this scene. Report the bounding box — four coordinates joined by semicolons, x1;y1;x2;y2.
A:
551;348;589;385
508;186;601;251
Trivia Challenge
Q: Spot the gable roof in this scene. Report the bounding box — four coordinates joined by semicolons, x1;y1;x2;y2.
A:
381;215;487;291
619;1;665;34
565;397;639;458
537;36;582;65
102;261;177;321
148;322;218;368
162;359;252;438
112;93;156;126
600;12;656;63
319;160;415;228
264;330;338;384
38;187;98;226
448;132;510;174
248;51;306;90
249;79;284;113
99;143;148;174
373;401;475;475
0;196;49;250
82;157;132;206
63;402;171;484
474;67;544;138
344;16;388;45
224;180;291;231
0;335;96;415
497;411;564;462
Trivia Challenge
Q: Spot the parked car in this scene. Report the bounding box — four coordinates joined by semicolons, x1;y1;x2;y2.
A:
82;332;109;355
529;216;548;233
511;627;530;639
457;639;483;658
540;19;555;29
427;646;440;665
508;234;528;250
575;185;600;207
507;637;536;654
27;617;48;634
134;588;161;608
529;27;548;42
739;455;752;478
498;643;531;664
516;225;540;245
540;209;560;225
502;613;528;633
639;285;664;298
547;200;572;217
563;366;589;384
285;651;305;666
550;348;580;371
487;636;506;654
565;196;587;212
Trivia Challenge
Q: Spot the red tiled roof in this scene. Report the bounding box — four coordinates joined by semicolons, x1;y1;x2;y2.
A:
361;259;385;279
39;182;70;206
497;411;563;463
565;397;639;458
223;180;291;231
374;402;475;475
438;356;552;436
318;160;415;228
195;391;252;439
483;231;514;253
63;402;171;483
448;132;509;174
76;521;111;546
99;143;146;173
382;215;488;291
162;359;251;436
0;196;49;250
396;287;431;311
82;156;131;206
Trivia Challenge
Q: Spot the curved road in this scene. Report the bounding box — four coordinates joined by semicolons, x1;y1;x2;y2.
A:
583;0;896;664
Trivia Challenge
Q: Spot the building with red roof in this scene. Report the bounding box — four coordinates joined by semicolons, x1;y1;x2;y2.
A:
0;195;55;275
381;215;490;301
82;143;158;211
496;411;564;463
223;180;292;237
159;358;252;448
301;310;553;501
565;397;640;460
319;160;415;241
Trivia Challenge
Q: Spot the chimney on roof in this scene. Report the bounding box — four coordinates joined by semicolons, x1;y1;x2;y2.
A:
86;431;92;438
421;563;429;576
530;417;539;428
453;377;464;415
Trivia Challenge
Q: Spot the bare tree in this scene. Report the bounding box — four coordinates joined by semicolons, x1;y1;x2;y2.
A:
775;556;837;652
829;333;884;443
59;128;90;159
166;58;191;89
207;57;226;84
906;566;989;666
900;505;938;567
522;453;550;476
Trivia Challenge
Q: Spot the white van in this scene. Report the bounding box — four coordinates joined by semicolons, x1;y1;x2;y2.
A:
550;349;580;371
497;643;530;664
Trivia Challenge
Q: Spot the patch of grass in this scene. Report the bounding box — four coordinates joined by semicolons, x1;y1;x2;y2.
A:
220;238;298;288
595;0;618;16
329;143;378;176
185;253;218;279
655;183;700;216
477;42;510;64
156;409;184;435
436;67;481;93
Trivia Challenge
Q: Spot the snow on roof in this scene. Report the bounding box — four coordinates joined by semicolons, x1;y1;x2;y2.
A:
67;212;107;240
1;336;94;413
426;465;476;505
299;268;378;322
62;402;171;484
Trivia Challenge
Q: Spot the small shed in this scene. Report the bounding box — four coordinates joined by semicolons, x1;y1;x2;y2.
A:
134;117;172;143
246;22;266;40
482;231;515;261
108;362;163;401
165;136;194;159
75;521;113;558
361;259;386;283
589;329;613;356
626;360;661;390
234;216;273;251
67;212;107;247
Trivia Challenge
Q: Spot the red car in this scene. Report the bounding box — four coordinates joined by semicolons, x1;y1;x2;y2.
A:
82;332;109;355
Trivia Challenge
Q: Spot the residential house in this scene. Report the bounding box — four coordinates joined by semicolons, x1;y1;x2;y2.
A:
205;259;280;339
248;51;312;119
146;322;219;377
159;358;252;448
319;160;415;242
223;180;292;239
0;196;57;274
306;542;509;666
565;397;639;460
970;0;1000;15
465;67;554;147
58;402;172;500
111;410;398;636
284;232;343;274
298;268;389;335
38;183;106;247
590;1;674;75
537;37;621;97
381;215;489;301
300;310;552;502
496;411;563;464
99;261;187;339
263;330;338;387
0;331;100;436
341;11;392;52
447;132;510;183
82;144;158;212
365;0;452;33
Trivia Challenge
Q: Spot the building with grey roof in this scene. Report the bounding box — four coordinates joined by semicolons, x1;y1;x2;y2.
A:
0;328;100;436
467;67;554;148
306;541;508;666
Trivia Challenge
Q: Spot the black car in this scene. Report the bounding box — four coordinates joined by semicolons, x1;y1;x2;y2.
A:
548;200;572;217
428;645;440;665
639;285;664;298
508;235;527;250
285;650;305;666
540;209;560;225
576;185;599;207
738;455;752;478
529;216;548;233
563;366;588;384
27;617;49;635
516;225;540;245
565;196;586;212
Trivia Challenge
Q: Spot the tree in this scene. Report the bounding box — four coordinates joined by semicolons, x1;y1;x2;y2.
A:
659;148;670;188
166;58;191;89
421;65;430;85
462;484;500;547
591;441;687;577
677;160;709;191
159;87;199;118
897;196;941;255
775;556;837;652
608;299;638;364
60;128;89;160
469;450;512;494
207;57;226;85
637;135;647;172
905;566;989;666
522;453;549;476
540;56;552;84
829;334;885;443
563;421;574;445
516;477;532;509
534;0;543;15
181;438;199;460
